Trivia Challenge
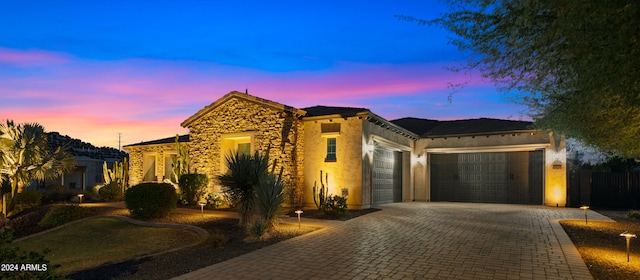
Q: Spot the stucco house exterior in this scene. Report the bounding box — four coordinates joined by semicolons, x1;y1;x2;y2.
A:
124;91;567;209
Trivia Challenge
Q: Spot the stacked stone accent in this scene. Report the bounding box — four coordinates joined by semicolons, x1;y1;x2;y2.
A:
126;143;176;186
186;97;304;193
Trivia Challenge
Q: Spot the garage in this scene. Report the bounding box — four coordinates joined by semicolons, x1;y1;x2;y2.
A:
430;150;543;205
372;144;403;204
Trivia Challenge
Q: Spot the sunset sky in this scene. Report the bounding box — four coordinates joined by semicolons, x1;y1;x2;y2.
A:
0;1;529;149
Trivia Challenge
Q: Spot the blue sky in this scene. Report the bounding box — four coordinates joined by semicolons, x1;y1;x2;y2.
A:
0;1;528;148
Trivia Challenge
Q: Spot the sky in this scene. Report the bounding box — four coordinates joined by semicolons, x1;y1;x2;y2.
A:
0;0;530;149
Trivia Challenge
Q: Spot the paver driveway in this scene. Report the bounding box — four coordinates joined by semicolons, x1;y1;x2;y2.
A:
173;202;612;280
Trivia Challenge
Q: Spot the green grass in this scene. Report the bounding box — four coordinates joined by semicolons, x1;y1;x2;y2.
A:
12;217;201;274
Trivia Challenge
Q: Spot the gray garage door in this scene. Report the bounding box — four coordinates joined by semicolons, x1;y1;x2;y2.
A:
430;150;543;205
373;144;403;204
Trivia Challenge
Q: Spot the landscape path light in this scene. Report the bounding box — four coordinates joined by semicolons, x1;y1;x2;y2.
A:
77;194;84;204
580;205;589;224
620;232;637;262
295;210;303;229
199;202;206;218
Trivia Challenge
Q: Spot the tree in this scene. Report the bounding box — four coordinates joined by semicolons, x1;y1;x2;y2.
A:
0;120;75;215
400;1;640;158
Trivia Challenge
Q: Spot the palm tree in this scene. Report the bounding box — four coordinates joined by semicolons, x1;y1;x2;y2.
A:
218;151;269;226
0;120;75;215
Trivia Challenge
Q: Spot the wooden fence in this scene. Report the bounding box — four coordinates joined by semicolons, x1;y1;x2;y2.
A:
569;170;640;209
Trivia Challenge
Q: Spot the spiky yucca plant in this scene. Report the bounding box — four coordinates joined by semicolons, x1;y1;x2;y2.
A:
255;169;287;229
218;151;269;226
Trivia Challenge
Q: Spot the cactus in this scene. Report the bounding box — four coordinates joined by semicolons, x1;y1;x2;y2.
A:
103;157;129;193
312;170;329;210
170;135;190;184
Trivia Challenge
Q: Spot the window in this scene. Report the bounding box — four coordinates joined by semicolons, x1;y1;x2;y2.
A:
164;153;177;181
143;154;156;182
326;137;336;162
237;143;251;156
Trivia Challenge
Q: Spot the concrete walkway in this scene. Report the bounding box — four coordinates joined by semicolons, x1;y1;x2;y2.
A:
172;202;612;280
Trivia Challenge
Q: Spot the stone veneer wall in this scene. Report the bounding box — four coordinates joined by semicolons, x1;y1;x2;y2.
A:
125;143;176;186
186;97;304;194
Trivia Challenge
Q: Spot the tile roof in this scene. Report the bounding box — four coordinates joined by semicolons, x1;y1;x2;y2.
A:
47;132;128;160
391;117;534;137
301;106;369;118
124;134;189;147
390;117;441;136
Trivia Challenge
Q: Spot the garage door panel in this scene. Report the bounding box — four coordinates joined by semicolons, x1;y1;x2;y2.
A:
373;145;402;204
431;151;543;205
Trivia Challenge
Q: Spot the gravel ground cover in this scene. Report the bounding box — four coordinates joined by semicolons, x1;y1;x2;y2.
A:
561;210;640;280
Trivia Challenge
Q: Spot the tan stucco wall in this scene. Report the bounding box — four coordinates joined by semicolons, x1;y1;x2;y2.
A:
414;131;567;205
362;119;415;208
124;143;177;186
545;132;567;207
186;97;304;194
303;116;364;209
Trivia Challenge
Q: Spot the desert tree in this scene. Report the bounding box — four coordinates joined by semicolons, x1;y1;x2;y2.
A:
0;120;75;215
400;0;640;158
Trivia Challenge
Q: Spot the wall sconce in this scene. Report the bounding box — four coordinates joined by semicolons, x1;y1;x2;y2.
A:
620;232;637;262
552;160;563;169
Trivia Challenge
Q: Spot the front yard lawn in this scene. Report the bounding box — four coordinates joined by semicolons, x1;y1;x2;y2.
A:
11;217;200;274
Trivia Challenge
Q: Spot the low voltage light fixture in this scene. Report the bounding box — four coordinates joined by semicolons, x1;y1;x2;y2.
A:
295;210;303;228
580;205;589;224
620;232;637;262
77;194;84;204
199;202;206;217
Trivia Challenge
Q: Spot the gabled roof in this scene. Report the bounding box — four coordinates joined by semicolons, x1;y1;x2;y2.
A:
302;106;369;118
181;91;307;127
124;134;189;148
392;117;534;138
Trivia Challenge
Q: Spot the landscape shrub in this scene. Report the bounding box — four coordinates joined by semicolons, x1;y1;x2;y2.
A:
254;173;287;229
218;151;269;225
205;193;222;209
125;182;178;220
322;195;348;216
41;185;75;204
627;210;640;219
203;230;228;248
98;181;124;201
250;220;268;238
178;173;209;205
10;190;43;214
38;204;88;229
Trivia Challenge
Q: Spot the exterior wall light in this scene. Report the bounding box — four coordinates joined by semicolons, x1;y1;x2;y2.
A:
620;232;637;262
295;210;303;228
580;205;589;224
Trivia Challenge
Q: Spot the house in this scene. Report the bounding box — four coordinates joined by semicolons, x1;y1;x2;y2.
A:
124;91;567;209
28;132;128;191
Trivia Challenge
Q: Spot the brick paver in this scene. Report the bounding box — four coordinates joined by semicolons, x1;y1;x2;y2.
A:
172;202;612;280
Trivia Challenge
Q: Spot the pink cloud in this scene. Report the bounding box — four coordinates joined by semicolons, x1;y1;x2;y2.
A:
0;47;69;67
0;48;522;148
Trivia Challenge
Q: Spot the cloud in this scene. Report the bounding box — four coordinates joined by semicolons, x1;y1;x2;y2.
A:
0;47;525;148
0;47;70;67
